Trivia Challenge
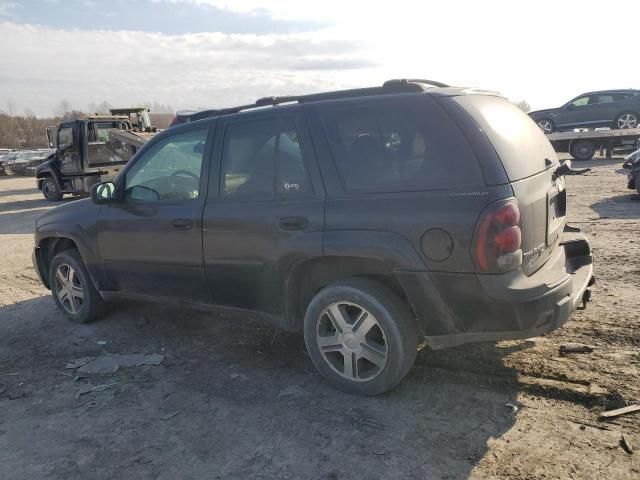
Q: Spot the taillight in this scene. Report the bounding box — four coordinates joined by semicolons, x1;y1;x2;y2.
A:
473;199;522;272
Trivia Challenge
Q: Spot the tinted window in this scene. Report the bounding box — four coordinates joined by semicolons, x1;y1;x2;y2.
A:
454;95;558;182
319;98;482;193
593;95;614;104
222;116;310;199
126;128;207;201
58;126;73;148
88;122;125;143
613;92;634;101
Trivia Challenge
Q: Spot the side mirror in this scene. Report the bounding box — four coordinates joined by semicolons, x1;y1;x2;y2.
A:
128;185;160;202
91;181;118;204
565;104;574;110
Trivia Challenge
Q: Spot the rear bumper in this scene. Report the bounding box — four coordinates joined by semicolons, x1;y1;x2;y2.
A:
397;227;594;349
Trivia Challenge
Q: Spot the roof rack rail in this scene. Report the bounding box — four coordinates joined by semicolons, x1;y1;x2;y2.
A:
179;80;448;124
382;78;450;88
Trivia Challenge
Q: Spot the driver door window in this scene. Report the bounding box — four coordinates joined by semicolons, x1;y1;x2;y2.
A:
571;96;590;107
125;129;208;202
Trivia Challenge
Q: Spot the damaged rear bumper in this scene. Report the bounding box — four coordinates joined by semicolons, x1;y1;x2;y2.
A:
397;226;594;350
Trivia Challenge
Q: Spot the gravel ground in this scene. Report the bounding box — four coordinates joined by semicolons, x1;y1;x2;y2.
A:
0;156;638;480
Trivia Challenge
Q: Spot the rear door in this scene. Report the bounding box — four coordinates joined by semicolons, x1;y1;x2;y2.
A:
453;95;565;275
202;109;324;317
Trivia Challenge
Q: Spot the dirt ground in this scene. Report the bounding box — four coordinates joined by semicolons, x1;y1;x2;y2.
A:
0;155;639;480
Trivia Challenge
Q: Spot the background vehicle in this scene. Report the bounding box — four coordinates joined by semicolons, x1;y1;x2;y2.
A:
36;108;159;201
32;80;594;395
623;148;640;194
546;127;640;160
529;89;640;133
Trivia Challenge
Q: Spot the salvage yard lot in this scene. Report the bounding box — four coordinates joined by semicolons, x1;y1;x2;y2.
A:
0;156;639;479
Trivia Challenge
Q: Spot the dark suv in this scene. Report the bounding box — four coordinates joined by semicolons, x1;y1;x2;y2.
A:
33;80;595;395
529;89;640;133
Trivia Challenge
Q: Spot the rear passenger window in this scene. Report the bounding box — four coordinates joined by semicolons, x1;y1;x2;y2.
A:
319;99;482;193
222;116;311;199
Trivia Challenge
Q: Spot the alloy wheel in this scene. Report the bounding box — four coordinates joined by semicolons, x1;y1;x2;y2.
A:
316;301;388;382
538;120;553;134
44;181;57;198
617;113;638;129
54;263;84;314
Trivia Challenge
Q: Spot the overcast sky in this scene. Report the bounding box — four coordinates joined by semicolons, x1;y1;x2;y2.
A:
1;0;638;117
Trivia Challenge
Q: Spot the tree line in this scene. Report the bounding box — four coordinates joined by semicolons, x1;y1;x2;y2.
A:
0;100;175;149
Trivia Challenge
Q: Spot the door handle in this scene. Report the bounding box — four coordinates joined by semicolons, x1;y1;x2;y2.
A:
172;218;193;230
279;216;308;230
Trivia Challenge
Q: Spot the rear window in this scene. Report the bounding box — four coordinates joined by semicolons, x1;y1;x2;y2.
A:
453;95;558;181
318;97;482;194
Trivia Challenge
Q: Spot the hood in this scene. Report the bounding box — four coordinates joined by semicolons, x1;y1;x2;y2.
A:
528;107;559;117
624;148;640;162
35;154;57;174
36;198;97;231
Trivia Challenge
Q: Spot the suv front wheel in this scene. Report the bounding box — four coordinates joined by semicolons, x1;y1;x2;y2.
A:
49;249;106;323
303;278;418;395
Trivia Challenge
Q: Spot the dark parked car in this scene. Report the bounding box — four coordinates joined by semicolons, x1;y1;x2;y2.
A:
529;89;640;133
623;148;640;195
32;80;595;395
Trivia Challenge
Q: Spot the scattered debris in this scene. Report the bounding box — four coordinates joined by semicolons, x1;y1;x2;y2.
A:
559;344;593;356
74;354;165;374
161;411;179;421
65;357;95;369
76;383;117;398
230;373;247;380
599;404;640;420
1;372;19;376
278;385;307;398
620;434;634;454
96;340;108;345
505;402;519;413
77;356;119;374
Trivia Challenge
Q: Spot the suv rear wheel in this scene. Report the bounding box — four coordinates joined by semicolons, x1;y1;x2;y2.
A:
615;112;638;129
49;249;105;323
303;278;418;395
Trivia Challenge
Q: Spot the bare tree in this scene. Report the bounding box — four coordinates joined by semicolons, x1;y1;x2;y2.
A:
95;101;112;115
515;100;531;113
54;99;72;117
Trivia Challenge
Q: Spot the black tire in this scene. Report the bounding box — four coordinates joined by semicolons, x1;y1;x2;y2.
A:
614;111;639;130
537;118;554;134
49;249;106;323
303;278;418;395
42;177;62;201
570;140;596;161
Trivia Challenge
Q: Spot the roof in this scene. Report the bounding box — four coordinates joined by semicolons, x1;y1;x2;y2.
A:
581;89;639;95
178;79;491;124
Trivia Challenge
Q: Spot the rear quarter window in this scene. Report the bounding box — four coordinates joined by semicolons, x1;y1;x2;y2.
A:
453;95;557;181
318;96;483;194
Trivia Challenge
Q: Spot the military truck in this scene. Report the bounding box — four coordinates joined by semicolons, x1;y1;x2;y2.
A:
36;108;158;201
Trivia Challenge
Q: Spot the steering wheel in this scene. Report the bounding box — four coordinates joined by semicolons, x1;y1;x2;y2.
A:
169;169;199;199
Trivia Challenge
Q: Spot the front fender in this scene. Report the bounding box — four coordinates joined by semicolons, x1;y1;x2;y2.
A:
35;156;62;190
